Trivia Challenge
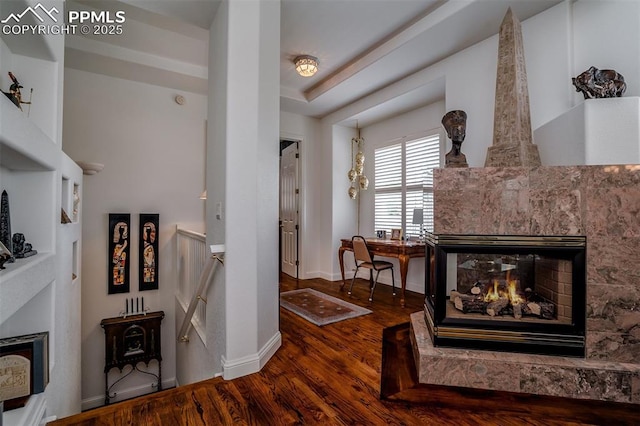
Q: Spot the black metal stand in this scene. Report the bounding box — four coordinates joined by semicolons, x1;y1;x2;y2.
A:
101;311;164;404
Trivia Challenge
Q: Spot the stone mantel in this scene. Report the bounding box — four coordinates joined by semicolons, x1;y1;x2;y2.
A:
412;164;640;403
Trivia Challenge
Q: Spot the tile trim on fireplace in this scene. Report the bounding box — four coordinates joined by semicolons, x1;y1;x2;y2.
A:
412;312;640;403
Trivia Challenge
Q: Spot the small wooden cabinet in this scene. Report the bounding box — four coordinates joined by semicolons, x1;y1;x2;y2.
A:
100;311;164;404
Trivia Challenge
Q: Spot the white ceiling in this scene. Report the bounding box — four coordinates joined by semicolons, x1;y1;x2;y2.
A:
64;0;562;126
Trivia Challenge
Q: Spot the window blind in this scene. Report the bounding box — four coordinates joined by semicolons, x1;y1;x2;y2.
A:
374;133;440;237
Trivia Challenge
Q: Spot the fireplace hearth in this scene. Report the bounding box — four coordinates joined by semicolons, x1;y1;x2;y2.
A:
424;234;586;357
411;165;640;404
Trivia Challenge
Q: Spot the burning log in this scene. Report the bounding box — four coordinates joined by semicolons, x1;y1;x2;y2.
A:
523;302;539;316
540;302;554;319
450;281;556;320
470;282;484;295
486;297;509;316
512;302;523;319
522;301;555;319
450;290;486;314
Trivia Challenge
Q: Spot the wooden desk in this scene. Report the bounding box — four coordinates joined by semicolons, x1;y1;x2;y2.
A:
339;238;425;307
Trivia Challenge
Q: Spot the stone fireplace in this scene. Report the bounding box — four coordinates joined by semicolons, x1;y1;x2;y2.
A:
411;165;640;403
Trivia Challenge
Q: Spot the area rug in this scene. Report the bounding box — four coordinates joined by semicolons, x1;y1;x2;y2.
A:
280;288;372;326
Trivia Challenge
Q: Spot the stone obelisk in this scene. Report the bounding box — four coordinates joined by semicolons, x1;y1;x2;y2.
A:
0;190;14;262
485;8;541;167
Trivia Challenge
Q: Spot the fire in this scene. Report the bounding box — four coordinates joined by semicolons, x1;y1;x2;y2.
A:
484;280;500;302
483;271;525;304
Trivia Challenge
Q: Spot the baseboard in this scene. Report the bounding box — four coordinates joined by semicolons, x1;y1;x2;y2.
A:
221;331;282;380
309;271;337;281
307;271;425;295
80;377;176;412
347;272;425;295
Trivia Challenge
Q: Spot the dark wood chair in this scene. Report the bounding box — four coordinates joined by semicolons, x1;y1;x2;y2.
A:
349;235;396;302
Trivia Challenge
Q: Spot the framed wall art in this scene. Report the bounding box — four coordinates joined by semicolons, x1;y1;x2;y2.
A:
108;213;130;294
0;332;49;410
139;213;159;291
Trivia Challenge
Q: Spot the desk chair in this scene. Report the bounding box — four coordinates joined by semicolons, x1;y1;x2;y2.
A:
349;235;396;302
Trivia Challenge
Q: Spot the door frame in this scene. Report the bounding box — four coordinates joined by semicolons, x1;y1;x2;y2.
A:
279;136;303;278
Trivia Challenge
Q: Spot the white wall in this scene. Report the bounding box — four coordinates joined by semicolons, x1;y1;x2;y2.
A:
572;0;640;103
179;0;230;386
306;0;640;286
438;1;574;166
329;124;358;280
62;69;207;409
221;0;280;378
1;2;82;420
280;111;321;279
178;0;282;384
355;101;446;293
254;0;281;367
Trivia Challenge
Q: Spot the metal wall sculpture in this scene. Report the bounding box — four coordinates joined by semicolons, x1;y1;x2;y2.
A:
138;213;159;291
108;213;130;294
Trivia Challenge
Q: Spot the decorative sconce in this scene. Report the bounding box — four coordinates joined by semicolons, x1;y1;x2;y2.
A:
294;55;319;77
76;161;104;175
348;126;368;199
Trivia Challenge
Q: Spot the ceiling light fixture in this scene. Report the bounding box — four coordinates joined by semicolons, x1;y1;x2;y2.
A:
294;55;319;77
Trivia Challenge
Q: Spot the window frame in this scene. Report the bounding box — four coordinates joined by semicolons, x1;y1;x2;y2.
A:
373;130;443;237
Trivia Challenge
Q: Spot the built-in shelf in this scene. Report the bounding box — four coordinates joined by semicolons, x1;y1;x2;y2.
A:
0;1;56;62
0;253;55;325
2;393;46;426
0;3;81;419
72;240;79;282
0;95;57;171
73;183;80;222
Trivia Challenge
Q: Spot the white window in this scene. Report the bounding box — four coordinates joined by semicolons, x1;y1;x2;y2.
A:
374;133;441;237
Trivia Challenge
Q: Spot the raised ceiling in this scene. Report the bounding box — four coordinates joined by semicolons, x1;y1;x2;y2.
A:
64;0;562;126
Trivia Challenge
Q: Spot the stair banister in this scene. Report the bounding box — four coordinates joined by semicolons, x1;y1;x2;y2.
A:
177;244;225;343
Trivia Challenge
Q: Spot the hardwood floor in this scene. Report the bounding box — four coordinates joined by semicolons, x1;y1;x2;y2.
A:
49;274;637;425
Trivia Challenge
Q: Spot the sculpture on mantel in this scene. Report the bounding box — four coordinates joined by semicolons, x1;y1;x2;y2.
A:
61;208;72;224
0;190;14;264
1;72;32;113
12;233;37;258
442;110;468;168
484;8;541;168
572;66;626;99
73;186;80;221
0;241;11;269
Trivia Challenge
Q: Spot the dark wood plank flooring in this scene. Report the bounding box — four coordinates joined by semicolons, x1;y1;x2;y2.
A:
49;274;637;425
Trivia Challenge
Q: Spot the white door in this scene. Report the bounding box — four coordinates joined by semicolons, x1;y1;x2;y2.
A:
280;142;299;278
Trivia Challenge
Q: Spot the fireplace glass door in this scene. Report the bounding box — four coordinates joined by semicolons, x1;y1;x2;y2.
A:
424;235;586;357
